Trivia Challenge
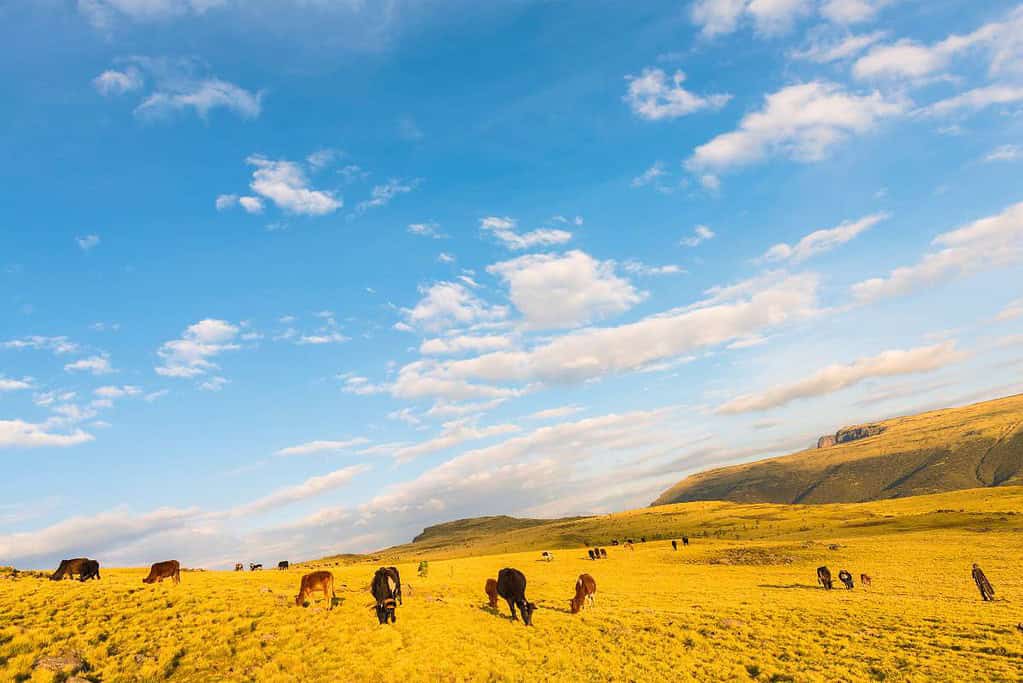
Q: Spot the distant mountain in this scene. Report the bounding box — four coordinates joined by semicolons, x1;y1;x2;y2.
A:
652;394;1023;506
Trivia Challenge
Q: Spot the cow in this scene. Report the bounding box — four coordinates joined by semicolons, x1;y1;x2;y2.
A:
838;569;854;589
278;561;290;571
295;571;335;608
587;549;596;561
671;540;678;551
385;566;402;605
485;578;499;609
372;567;399;624
143;560;180;585
817;566;833;590
497;568;536;626
50;558;100;581
623;541;634;551
611;539;619;546
541;551;554;562
234;563;244;572
860;573;872;588
569;574;597;614
682;536;689;547
249;563;263;571
972;564;995;601
640;537;646;543
598;548;607;559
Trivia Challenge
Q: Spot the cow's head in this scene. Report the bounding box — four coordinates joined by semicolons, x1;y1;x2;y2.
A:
375;598;397;624
142;577;154;584
295;594;306;607
569;597;582;614
520;601;536;626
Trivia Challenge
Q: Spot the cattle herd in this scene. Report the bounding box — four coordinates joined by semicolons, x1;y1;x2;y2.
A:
43;541;1000;628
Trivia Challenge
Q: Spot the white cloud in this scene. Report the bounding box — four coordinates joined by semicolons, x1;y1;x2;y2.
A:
424;399;507;419
155;318;240;378
687;82;905;176
791;31;887;62
275;438;371;457
621;260;685;276
527;405;583;420
78;0;226;28
691;0;747;37
623;68;731;120
391;273;819;399
420;335;514;355
135;78;262;120
0;420;94;449
64;355;114;375
487;250;645;330
403;281;508;333
306;148;341;170
92;67;143;95
198;376;229;392
691;0;814;37
631;162;668;188
144;389;169;402
246;155;342;216
93;385;141;399
681;224;716;247
0;377;33;392
215;193;238;210
76;234;100;251
760;212;886;263
339;374;388;396
408;222;445;238
355;178;420;214
437;252;455;264
996;298;1023;322
923;85;1023;118
297;331;349;345
820;0;891;24
717;342;967;413
852;201;1023;303
233;464;370;516
985;145;1022;163
238;196;264;213
479;216;573;251
390;419;522;463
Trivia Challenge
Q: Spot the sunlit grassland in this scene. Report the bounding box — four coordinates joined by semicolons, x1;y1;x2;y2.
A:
3;488;1022;682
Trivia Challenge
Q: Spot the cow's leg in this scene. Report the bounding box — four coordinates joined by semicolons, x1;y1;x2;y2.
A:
324;586;331;608
507;598;517;620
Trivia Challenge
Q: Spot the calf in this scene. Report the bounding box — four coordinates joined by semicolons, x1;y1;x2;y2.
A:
569;573;597;614
541;551;554;562
860;573;872;588
817;566;833;590
372;567;399;624
234;563;244;572
50;558;100;581
485;578;499;609
296;571;335;608
497;567;536;626
143;560;180;585
278;561;289;571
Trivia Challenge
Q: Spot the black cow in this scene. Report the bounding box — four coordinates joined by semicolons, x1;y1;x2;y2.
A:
587;549;596;560
611;539;619;546
496;567;536;626
278;561;289;571
372;567;399;624
640;537;646;543
250;563;263;571
682;536;689;547
671;540;678;551
817;566;833;590
838;569;854;589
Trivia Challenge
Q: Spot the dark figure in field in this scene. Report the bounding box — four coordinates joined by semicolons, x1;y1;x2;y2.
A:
838;569;854;589
611;539;619;546
51;558;100;581
587;549;596;561
671;540;678;551
972;564;995;601
278;561;289;571
250;563;263;571
485;578;499;609
599;548;607;559
143;560;180;584
682;536;689;547
860;574;872;588
295;571;335;608
372;567;399;624
496;567;536;626
641;537;646;543
234;563;244;572
817;566;833;590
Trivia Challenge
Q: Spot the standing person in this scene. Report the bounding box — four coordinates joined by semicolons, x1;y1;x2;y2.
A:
972;564;995;601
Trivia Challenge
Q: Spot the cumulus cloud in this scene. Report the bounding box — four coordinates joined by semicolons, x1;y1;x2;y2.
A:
487;250;645;330
155;318;240;378
402;281;508;333
245;155;342;216
390;419;522;463
623;68;731;120
686;82;905;177
0;377;33;392
716;342;967;413
819;0;892;24
760;212;886;263
479;216;573;251
0;420;94;449
64;355;114;375
420;335;514;355
852;201;1023;303
408;222;446;238
275;438;370;457
2;336;79;355
691;0;813;37
93;385;141;399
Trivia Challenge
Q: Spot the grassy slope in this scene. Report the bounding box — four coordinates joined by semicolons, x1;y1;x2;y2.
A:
653;394;1023;506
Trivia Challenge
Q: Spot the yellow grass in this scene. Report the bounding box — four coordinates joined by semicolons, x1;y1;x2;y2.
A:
3;488;1022;682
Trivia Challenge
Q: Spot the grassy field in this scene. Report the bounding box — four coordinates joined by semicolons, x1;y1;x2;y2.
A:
3;488;1022;682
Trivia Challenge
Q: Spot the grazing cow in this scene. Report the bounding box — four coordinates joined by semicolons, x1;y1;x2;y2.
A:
295;571;335;608
541;551;554;562
623;541;634;551
485;578;499;609
250;563;263;571
372;567;399;624
817;566;833;590
599;548;607;559
860;574;872;588
640;537;646;543
278;561;289;571
234;563;244;572
587;549;596;561
497;568;536;626
143;560;180;585
611;539;619;546
972;564;995;601
671;540;678;551
50;558;100;581
838;569;854;589
569;573;597;614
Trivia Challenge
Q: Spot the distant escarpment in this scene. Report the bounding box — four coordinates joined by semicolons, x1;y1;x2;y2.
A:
653;395;1023;506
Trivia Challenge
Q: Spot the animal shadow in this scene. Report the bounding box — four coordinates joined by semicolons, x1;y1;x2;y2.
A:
758;583;819;591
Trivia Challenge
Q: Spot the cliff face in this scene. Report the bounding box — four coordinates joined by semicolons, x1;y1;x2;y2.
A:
653;395;1023;506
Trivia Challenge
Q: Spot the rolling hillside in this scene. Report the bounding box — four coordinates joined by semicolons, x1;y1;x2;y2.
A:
653;394;1023;506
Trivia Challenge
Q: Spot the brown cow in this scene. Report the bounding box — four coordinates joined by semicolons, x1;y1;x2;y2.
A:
142;560;180;584
569;573;597;614
860;573;872;588
234;563;244;572
296;571;335;608
50;558;100;581
485;578;499;609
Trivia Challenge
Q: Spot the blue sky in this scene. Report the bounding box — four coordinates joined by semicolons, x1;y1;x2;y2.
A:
2;0;1022;569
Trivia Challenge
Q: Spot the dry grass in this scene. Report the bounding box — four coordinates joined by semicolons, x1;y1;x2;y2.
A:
3;489;1023;682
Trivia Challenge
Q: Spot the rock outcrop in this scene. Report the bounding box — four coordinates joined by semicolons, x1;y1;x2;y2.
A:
817;435;837;449
816;424;884;449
